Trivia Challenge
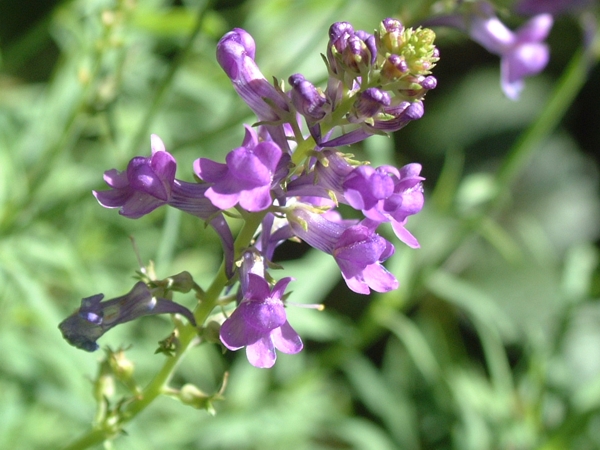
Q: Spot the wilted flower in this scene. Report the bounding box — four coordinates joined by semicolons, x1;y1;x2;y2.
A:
59;282;196;352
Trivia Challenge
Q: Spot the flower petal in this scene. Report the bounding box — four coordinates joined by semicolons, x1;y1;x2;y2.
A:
272;321;303;354
246;337;277;368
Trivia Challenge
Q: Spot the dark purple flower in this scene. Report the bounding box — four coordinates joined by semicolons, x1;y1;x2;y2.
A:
327;22;355;74
219;274;302;368
370;100;425;133
194;128;283;212
348;88;391;123
327;22;376;76
289;73;326;122
320;100;425;147
288;207;398;294
59;282;196;352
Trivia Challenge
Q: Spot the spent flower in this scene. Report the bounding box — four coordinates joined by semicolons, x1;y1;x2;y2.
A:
59;282;196;352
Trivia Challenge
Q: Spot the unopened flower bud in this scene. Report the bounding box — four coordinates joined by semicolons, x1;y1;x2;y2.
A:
168;271;195;293
349;88;391;123
289;74;326;121
378;18;405;54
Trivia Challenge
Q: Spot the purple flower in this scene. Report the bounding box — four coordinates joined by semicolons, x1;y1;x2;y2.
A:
94;135;218;219
320;100;425;147
217;29;287;122
343;163;424;248
334;223;399;294
287;152;424;248
327;22;377;76
93;135;235;275
194;127;284;212
288;208;398;294
59;282;196;352
470;5;553;99
219;274;302;368
424;2;552;99
94;135;177;218
348;88;391;123
289;73;326;122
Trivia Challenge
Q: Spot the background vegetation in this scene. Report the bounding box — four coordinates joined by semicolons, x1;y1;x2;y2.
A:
1;0;599;448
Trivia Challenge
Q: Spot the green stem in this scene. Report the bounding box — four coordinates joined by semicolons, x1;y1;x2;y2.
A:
492;46;594;210
424;45;597;274
63;211;265;450
61;429;108;450
320;42;599;369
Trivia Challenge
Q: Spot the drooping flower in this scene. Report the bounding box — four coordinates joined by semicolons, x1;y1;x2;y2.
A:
59;282;196;352
287;207;398;294
219;274;302;368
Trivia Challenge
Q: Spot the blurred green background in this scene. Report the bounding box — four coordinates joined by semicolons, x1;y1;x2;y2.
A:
1;0;600;448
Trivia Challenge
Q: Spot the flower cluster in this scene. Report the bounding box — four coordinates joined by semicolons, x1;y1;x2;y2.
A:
61;18;434;368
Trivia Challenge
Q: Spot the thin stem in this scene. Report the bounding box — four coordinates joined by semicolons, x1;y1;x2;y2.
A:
63;211;266;450
61;429;108;450
492;46;594;210
128;0;212;155
319;41;599;367
429;45;596;273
